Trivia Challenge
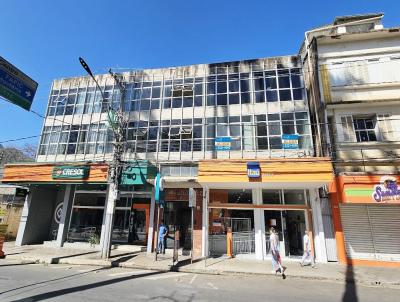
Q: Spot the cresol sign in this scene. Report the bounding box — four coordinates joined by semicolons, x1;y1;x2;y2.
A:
372;176;400;203
52;166;89;180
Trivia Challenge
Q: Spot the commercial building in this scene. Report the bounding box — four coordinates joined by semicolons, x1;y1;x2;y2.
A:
2;55;335;262
302;14;400;266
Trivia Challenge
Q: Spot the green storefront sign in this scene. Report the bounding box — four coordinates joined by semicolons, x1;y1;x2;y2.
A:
52;166;90;180
121;160;157;185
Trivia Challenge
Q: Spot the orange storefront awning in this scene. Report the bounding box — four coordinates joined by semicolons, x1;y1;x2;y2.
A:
2;162;109;183
198;157;334;187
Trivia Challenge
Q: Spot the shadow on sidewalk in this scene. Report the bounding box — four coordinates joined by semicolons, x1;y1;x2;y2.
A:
0;262;36;267
7;270;168;302
110;251;141;266
51;251;98;263
342;262;358;302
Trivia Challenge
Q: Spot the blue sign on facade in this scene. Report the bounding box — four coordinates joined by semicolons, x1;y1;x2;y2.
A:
282;134;299;149
0;56;38;111
215;137;232;150
247;162;261;178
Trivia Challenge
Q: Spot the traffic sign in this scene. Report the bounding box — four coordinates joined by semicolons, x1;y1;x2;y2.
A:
0;56;38;111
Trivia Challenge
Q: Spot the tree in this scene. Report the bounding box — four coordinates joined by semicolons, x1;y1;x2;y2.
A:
0;144;36;165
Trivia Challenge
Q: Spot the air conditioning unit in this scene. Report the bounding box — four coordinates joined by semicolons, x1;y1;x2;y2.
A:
318;186;329;198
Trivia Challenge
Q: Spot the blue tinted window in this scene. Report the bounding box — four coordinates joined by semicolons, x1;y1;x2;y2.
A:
293;88;303;100
240;80;250;92
217;94;227;106
278;76;290;88
291;74;301;88
265;78;277;90
207;95;215;106
229;93;240;105
266;90;278;102
172;98;182;108
229;81;239;92
255;91;265;103
194;84;203;95
183;97;193;107
217;82;227;93
152;87;161;98
163;99;171;109
279;90;292;101
142;88;151;99
253;78;264;91
140;100;150;110
241;92;251;104
150;100;160;109
207;82;216;94
194;96;203;106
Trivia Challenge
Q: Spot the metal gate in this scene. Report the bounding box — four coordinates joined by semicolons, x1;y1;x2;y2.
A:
340;204;400;261
321;198;338;261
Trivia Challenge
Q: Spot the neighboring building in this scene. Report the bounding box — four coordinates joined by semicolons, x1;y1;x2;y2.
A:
302;14;400;266
0;185;27;239
2;55;334;262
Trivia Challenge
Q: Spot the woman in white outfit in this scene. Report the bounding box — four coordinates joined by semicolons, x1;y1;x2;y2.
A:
269;227;285;275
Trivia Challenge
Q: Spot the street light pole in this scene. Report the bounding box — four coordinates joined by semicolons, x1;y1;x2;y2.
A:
79;57;126;259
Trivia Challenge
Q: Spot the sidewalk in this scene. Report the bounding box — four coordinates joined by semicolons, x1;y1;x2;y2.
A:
2;241;400;288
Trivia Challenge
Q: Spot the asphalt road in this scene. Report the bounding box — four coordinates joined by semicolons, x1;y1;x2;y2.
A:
0;259;398;302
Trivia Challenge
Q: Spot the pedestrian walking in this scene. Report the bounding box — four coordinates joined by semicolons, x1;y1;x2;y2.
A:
300;230;316;268
157;220;168;254
269;227;286;277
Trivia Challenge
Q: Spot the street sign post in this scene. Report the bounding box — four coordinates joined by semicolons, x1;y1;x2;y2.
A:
0;56;38;111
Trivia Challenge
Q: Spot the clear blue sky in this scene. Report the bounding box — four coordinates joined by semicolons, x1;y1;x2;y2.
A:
1;0;399;147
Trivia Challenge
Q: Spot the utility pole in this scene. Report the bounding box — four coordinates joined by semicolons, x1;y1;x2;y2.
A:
79;58;126;259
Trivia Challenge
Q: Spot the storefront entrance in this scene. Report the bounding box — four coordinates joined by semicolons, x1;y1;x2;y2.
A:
163;201;191;250
207;188;311;260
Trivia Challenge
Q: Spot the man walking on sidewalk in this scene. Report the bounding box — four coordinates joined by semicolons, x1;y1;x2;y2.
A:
269;227;286;277
300;230;316;268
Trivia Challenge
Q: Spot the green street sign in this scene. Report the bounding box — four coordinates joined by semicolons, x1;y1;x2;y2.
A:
52;166;90;180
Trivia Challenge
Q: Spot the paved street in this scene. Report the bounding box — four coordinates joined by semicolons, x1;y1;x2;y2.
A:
0;260;398;302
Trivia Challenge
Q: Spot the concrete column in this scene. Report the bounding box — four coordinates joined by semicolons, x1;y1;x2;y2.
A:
56;185;75;247
201;186;209;258
147;188;156;254
101;182;117;258
99;188;110;249
310;189;328;263
253;189;265;260
15;189;33;246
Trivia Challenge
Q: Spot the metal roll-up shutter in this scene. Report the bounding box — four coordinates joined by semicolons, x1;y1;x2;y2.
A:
340;204;375;260
368;205;400;261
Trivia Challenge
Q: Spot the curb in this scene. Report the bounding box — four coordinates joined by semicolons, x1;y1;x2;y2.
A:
3;256;399;289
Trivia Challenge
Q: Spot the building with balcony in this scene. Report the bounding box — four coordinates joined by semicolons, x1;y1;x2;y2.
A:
302;14;400;266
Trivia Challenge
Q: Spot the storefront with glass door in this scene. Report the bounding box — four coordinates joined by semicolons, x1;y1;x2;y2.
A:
198;158;334;262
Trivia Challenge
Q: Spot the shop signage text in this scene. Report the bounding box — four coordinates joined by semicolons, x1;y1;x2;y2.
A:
52;166;89;179
373;177;400;203
282;134;299;149
215;137;231;151
247;162;261;178
0;56;38;111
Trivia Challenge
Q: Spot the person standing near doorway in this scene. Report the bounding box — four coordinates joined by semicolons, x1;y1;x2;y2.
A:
158;220;168;254
269;227;285;276
300;230;316;267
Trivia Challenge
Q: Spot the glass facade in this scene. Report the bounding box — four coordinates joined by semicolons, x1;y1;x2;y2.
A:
38;57;313;161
